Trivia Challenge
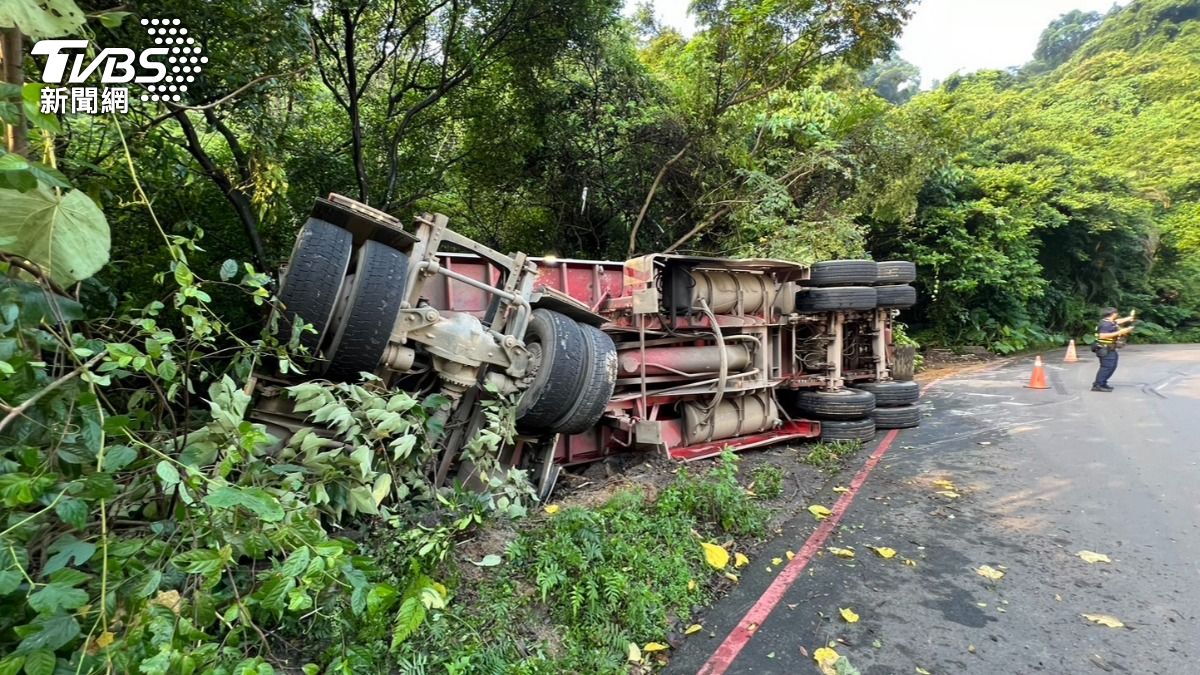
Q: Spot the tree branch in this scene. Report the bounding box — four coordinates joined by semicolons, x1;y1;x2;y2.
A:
627;139;692;257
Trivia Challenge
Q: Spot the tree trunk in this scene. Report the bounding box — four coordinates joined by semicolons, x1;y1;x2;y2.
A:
1;27;27;156
171;109;269;270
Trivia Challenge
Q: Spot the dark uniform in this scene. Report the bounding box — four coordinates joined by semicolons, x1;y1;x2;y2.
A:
1092;317;1120;389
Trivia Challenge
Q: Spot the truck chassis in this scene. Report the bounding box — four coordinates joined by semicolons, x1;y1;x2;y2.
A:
251;195;919;498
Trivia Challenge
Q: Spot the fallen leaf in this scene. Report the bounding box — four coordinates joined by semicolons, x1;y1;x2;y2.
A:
1055;594;1062;602
932;479;956;490
747;622;758;633
772;557;783;566
644;642;669;652
809;504;832;521
471;554;502;567
828;546;855;559
767;651;776;658
903;558;917;567
702;542;730;569
725;572;740;582
975;565;1005;581
153;590;182;615
869;546;897;559
935;490;961;499
1077;550;1111;564
685;624;703;635
833;486;850;493
916;668;932;675
688;579;696;591
627;642;642;663
814;646;840;667
543;504;560;515
786;550;796;560
734;552;750;568
1082;613;1124;628
840;607;860;623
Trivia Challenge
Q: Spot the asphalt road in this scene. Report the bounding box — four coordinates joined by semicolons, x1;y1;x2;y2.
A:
668;344;1200;675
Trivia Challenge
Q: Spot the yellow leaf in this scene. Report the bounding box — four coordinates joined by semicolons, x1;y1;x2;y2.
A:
976;565;1005;581
702;542;730;569
935;490;960;499
687;579;696;591
839;607;859;623
724;571;740;582
916;668;932;675
95;631;115;649
833;486;850;493
809;504;832;520
932;479;955;490
644;642;669;652
685;623;703;635
786;550;795;560
543;504;560;515
814;646;841;667
903;558;917;567
1077;550;1111;564
627;642;642;663
869;546;897;559
828;546;855;559
734;552;750;568
153;590;182;615
1082;613;1124;628
771;557;783;566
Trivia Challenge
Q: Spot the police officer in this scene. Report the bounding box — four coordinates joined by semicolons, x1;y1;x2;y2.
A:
1091;307;1135;392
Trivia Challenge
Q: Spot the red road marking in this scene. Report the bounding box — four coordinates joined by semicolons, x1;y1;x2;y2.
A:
696;428;901;675
695;374;991;674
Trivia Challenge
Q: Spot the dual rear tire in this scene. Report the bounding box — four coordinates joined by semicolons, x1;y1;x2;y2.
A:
277;219;409;381
853;380;921;429
518;309;617;435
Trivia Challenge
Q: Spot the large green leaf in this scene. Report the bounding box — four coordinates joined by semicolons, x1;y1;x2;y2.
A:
0;0;86;39
0;187;109;285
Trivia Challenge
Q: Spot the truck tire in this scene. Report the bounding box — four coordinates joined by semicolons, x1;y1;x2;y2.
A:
872;404;920;429
324;240;408;381
796;287;877;312
875;261;916;284
551;324;618;434
278;218;353;354
794;388;875;420
853;380;919;407
806;260;878;287
820;417;876;442
517;309;588;432
876;284;917;309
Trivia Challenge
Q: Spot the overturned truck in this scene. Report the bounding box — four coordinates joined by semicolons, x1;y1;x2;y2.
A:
251;195;920;498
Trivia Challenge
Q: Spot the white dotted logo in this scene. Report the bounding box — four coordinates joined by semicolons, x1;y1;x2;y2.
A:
31;17;206;111
139;18;205;102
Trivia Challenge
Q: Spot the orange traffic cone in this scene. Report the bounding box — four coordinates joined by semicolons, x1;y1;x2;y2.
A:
1026;355;1050;389
1064;340;1079;363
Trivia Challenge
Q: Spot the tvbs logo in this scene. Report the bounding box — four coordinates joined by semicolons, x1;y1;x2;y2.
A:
33;18;206;113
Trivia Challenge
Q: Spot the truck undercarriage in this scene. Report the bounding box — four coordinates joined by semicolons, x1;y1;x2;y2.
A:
250;195;920;498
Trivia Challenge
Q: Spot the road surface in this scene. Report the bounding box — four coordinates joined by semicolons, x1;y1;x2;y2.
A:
668;344;1200;675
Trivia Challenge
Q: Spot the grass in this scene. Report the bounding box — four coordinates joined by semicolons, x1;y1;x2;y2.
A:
801;440;863;472
388;452;767;674
750;464;784;499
